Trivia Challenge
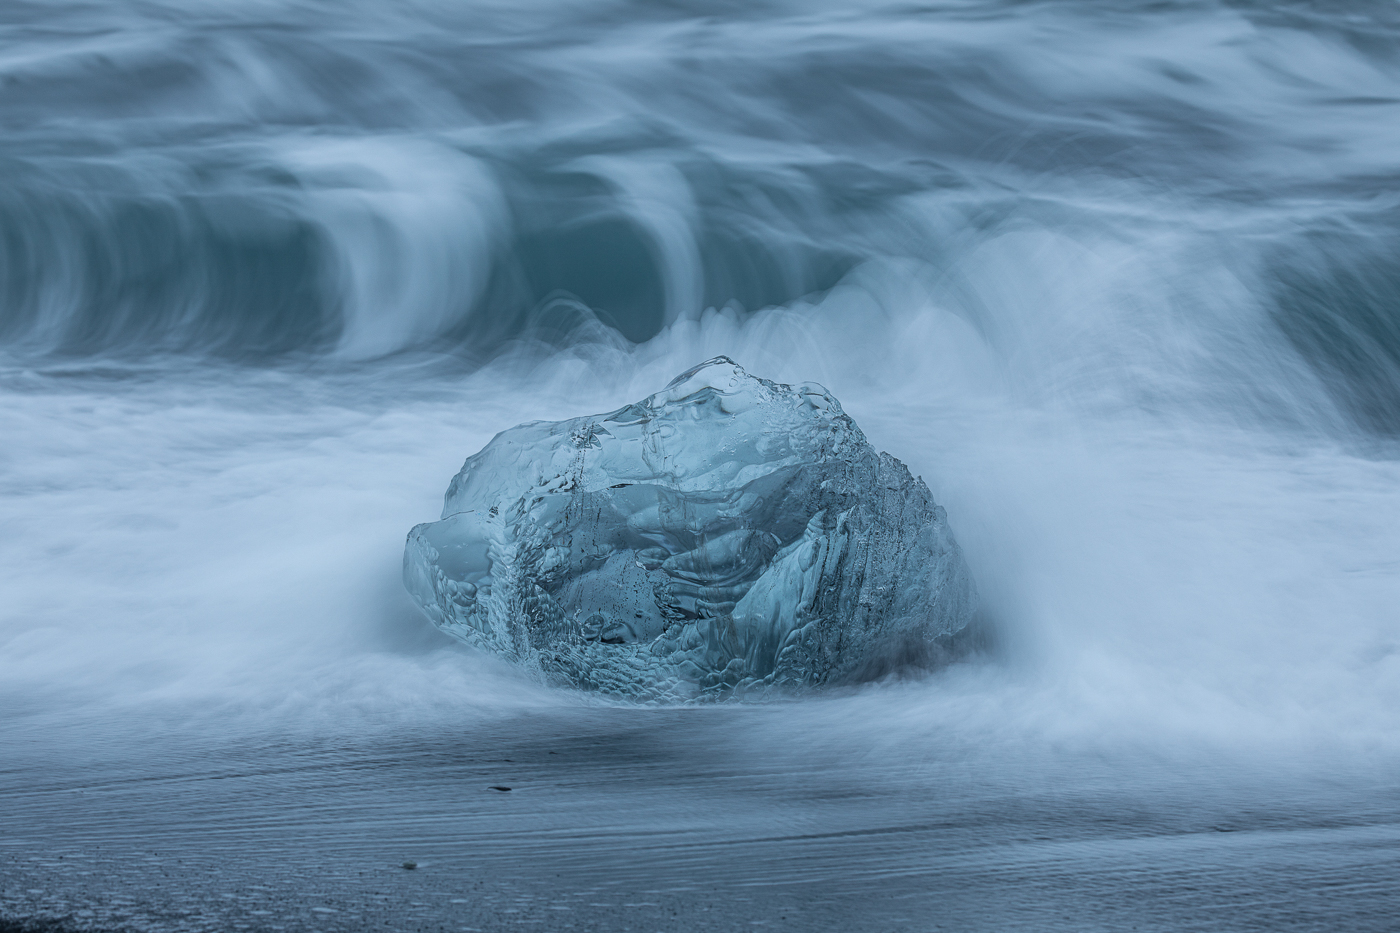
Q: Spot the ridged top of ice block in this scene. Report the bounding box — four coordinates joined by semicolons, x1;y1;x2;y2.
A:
442;357;855;512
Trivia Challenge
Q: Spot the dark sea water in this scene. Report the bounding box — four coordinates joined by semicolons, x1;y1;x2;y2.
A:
3;1;1400;930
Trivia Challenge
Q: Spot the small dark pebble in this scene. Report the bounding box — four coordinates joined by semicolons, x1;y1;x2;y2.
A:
489;786;512;792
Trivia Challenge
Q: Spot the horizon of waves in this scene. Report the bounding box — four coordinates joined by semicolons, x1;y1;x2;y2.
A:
0;0;1396;441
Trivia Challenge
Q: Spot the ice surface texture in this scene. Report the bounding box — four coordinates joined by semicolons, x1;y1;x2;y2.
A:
404;358;975;700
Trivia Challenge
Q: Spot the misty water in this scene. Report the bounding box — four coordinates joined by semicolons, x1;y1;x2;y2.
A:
2;1;1399;930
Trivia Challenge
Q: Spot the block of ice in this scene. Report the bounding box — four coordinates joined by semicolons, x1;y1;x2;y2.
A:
404;358;976;700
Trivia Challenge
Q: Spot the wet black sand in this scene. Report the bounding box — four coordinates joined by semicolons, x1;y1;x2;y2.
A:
3;708;1398;933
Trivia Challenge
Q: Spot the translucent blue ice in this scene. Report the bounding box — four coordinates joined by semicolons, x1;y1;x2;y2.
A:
404;358;976;700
